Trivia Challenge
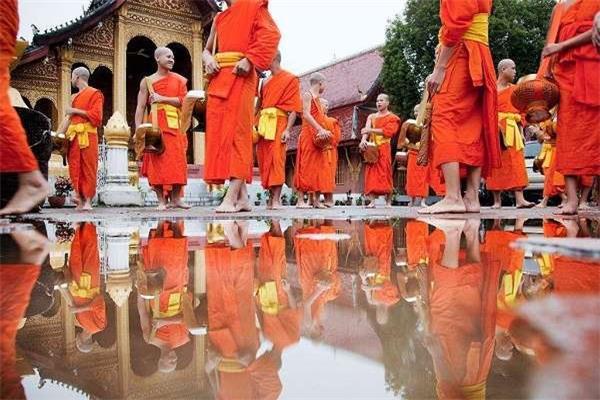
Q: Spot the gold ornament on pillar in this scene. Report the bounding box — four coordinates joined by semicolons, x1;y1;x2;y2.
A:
106;272;132;307
104;111;130;148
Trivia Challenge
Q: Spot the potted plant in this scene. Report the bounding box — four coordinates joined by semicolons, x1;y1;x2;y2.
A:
290;192;299;206
391;188;401;206
345;190;353;206
255;192;262;206
356;195;364;206
364;197;371;206
281;193;289;206
48;176;72;208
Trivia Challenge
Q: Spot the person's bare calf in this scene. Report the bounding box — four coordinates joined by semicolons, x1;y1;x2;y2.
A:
0;171;49;216
171;185;191;209
235;181;252;212
515;190;534;208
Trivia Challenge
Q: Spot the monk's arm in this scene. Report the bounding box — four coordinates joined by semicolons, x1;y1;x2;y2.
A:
202;22;220;75
302;92;327;133
543;29;593;57
152;95;182;108
134;79;149;129
427;44;456;94
87;92;104;127
285;111;297;132
245;6;281;72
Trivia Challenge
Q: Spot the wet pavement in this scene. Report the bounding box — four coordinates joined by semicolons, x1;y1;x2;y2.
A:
0;215;599;399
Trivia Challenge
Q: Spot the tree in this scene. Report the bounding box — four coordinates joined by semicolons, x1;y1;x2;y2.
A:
381;0;555;119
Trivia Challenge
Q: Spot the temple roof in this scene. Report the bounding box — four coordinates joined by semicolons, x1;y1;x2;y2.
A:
20;0;219;66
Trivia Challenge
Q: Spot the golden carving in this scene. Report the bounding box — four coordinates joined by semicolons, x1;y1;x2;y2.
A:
104;112;130;148
107;272;132;307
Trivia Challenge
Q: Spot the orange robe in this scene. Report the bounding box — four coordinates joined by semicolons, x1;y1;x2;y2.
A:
427;227;501;399
295;226;341;320
553;0;600;176
0;0;38;173
364;223;399;305
69;223;106;334
206;241;262;399
486;85;529;191
141;73;188;187
322;116;341;194
256;70;302;189
256;233;301;351
406;149;429;197
0;264;39;399
431;0;501;178
406;220;429;267
141;221;190;349
429;163;447;196
205;0;281;185
68;86;103;199
294;95;330;193
364;113;401;196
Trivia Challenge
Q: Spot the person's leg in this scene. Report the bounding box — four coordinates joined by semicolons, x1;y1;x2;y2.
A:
419;162;466;214
535;196;549;208
578;184;593;210
171;185;191;209
492;191;502;209
154;185;167;210
236;180;252;212
270;186;283;209
464;166;481;213
296;191;310;209
515;190;534;208
556;176;578;215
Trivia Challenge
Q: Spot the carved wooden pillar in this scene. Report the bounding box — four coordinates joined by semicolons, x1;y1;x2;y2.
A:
113;6;128;118
191;21;204;90
57;46;74;123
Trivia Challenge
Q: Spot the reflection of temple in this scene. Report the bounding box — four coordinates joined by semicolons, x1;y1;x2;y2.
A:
11;0;216;178
17;221;209;398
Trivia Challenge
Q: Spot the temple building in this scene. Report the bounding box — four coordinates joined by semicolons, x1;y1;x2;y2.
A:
11;0;218;203
285;47;407;198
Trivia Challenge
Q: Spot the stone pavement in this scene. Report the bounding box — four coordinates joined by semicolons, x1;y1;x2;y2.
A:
20;205;600;222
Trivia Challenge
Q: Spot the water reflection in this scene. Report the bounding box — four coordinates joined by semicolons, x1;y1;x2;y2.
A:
0;217;598;399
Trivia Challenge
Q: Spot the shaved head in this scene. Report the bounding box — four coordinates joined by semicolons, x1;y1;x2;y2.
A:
377;93;390;102
376;93;390;112
72;66;90;82
413;104;420;118
309;72;326;86
498;59;515;74
155;47;173;59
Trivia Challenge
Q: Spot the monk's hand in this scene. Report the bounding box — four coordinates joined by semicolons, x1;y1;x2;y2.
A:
65;107;77;116
281;129;289;143
204;54;220;75
592;12;600;50
542;43;564;58
149;93;164;104
426;66;446;94
233;58;252;76
359;138;368;151
360;127;370;135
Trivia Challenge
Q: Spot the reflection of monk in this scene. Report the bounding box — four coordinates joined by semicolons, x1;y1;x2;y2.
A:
425;219;501;399
58;223;106;353
360;222;399;325
206;222;280;399
294;223;340;339
138;220;190;373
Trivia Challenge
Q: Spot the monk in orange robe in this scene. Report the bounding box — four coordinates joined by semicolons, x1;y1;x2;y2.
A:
486;59;534;209
425;218;501;399
400;105;429;207
138;220;190;373
256;52;302;209
206;223;269;398
542;0;600;214
256;221;301;351
0;0;48;216
59;66;104;211
295;223;341;339
203;0;281;213
533;120;568;208
135;47;189;211
0;226;48;399
406;220;429;268
320;98;341;207
360;222;399;325
359;94;401;208
421;0;501;214
294;72;332;209
56;223;106;353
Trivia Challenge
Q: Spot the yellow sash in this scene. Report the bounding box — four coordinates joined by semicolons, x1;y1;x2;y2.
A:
537;143;555;169
257;107;287;141
214;52;245;68
156;104;181;130
536;253;553;276
371;133;391;146
257;281;280;315
66;122;97;149
69;272;99;299
498;112;524;151
461;382;486;400
502;270;523;308
154;291;185;318
463;14;489;45
218;358;246;373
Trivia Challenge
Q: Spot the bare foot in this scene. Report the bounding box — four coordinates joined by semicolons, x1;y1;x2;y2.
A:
156;203;167;211
365;203;375;209
419;217;466;234
0;171;49;216
556;218;580;237
535;202;547;209
296;202;312;209
463;196;481;213
491;203;502;210
384;204;393;209
172;200;191;210
516;201;535;209
270;201;284;210
554;203;578;216
579;202;592;211
314;202;327;209
81;201;93;211
418;197;466;215
235;201;252;212
323;202;334;208
11;229;50;265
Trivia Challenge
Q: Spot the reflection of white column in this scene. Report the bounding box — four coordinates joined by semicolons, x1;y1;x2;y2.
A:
99;112;143;206
102;223;136;307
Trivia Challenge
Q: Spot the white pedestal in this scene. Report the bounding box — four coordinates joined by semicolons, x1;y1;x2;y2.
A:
98;146;142;206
